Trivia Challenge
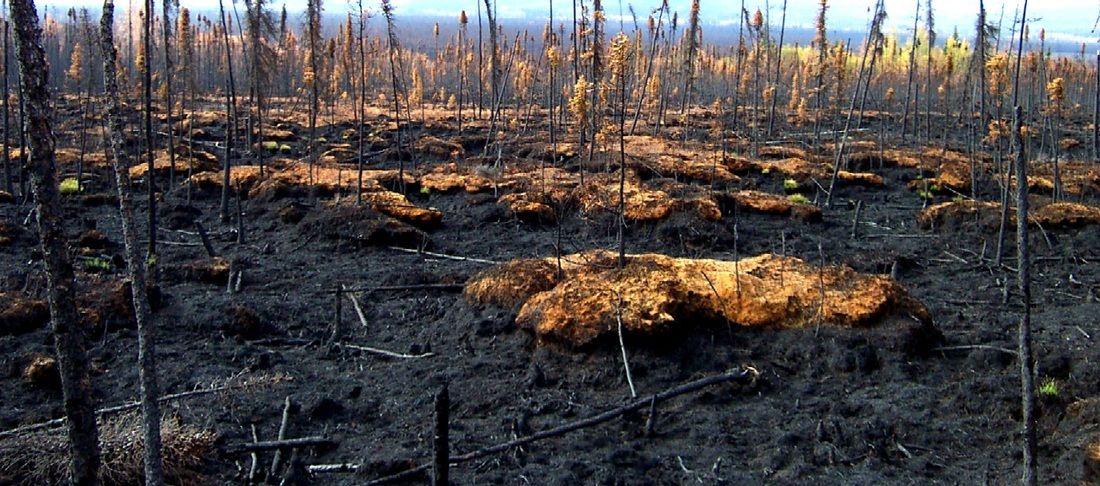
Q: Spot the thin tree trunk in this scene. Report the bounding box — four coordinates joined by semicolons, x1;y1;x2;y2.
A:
218;0;236;223
1012;103;1037;486
1094;51;1099;162
142;0;156;257
161;0;174;189
2;16;10;195
766;0;787;138
901;1;919;142
99;3;164;484
10;0;101;483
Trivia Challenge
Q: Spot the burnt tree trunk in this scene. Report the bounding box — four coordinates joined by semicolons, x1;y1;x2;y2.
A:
99;1;165;484
9;0;101;483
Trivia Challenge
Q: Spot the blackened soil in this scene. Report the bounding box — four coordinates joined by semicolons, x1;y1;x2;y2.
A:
2;120;1100;486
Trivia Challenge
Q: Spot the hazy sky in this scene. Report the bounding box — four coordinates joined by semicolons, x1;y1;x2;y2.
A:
36;0;1100;37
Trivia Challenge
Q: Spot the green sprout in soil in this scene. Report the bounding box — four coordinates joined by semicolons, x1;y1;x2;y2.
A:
783;179;799;191
261;141;279;152
952;195;964;203
59;178;81;195
917;190;935;201
420;186;431;195
279;144;292;153
1038;377;1059;398
83;257;112;273
788;193;812;205
761;167;771;175
929;184;942;193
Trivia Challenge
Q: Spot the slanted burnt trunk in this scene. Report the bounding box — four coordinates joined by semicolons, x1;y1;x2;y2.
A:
9;0;101;483
99;1;165;484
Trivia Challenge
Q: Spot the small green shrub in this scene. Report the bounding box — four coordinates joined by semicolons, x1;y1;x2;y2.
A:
83;257;112;273
787;193;812;205
59;178;81;195
783;179;799;191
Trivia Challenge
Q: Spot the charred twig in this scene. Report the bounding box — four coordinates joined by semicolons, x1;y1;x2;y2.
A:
333;367;759;484
269;397;292;478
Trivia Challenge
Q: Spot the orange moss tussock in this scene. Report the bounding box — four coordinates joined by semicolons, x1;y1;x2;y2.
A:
724;190;822;221
465;251;930;346
838;170;884;187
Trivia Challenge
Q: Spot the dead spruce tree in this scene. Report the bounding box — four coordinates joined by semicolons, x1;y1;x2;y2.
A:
142;0;156;257
99;1;166;484
381;0;407;193
678;0;699;115
9;0;101;483
161;0;176;189
305;0;321;189
2;13;11;196
217;0;238;223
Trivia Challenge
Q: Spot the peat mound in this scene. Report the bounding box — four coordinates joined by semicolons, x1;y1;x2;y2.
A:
465;250;936;352
299;203;427;248
918;200;1100;230
0;293;49;336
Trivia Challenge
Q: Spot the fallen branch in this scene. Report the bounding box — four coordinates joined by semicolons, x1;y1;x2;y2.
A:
933;344;1018;356
387;246;499;264
225;436;334;454
337;343;434;360
315;367;758;483
334;283;465;294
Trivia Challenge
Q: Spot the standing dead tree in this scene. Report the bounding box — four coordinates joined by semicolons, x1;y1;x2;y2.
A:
9;0;101;483
142;0;157;257
99;1;165;484
678;0;699;115
161;0;176;189
2;14;11;196
217;0;238;223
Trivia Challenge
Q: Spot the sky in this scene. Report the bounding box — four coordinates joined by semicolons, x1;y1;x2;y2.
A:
36;0;1100;39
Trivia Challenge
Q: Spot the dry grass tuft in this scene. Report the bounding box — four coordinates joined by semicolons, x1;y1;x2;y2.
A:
22;354;60;389
0;293;50;336
0;414;215;485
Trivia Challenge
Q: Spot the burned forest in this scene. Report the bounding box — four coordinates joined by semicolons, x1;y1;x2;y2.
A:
3;0;1100;484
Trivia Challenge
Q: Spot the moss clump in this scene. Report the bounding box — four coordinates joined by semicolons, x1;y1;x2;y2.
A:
787;193;812;205
59;178;81;195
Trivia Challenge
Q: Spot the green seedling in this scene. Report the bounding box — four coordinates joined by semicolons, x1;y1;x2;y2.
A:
787;193;812;205
83;257;112;273
761;167;771;175
261;141;279;152
1038;377;1059;398
917;190;935;201
783;179;799;191
279;144;292;153
420;186;431;195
